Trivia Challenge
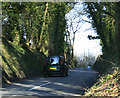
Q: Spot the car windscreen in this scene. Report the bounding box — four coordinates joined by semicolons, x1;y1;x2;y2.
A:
50;57;59;65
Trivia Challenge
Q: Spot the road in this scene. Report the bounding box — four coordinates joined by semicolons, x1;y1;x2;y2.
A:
1;68;99;97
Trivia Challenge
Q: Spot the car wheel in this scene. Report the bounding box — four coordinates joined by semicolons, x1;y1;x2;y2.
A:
61;73;65;77
65;73;68;76
44;74;49;77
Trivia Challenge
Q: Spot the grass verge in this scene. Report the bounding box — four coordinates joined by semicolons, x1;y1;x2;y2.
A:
85;52;120;96
85;67;120;96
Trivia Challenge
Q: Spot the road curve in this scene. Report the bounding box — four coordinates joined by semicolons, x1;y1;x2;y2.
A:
1;68;99;96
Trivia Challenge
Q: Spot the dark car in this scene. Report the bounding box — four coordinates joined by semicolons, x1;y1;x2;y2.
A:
43;56;68;77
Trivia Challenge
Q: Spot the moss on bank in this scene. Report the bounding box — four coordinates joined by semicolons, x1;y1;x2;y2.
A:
2;39;46;83
92;52;118;74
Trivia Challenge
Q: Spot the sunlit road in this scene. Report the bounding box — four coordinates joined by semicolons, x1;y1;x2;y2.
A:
1;68;99;97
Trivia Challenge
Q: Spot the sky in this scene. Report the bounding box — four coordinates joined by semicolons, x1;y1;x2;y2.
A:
74;21;102;58
66;3;102;59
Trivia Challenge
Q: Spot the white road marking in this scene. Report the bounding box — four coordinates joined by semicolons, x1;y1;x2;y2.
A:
7;95;17;98
28;82;50;91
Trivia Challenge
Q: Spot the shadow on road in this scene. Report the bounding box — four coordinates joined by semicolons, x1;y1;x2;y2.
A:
1;68;99;96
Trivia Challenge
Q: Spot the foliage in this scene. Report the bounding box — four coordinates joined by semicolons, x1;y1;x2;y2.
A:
2;2;71;56
48;3;69;56
83;2;117;54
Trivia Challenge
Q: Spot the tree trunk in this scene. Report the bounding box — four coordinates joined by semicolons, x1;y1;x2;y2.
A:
26;18;30;46
115;2;120;66
38;2;48;52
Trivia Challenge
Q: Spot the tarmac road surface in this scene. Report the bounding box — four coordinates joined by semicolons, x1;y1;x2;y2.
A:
1;68;99;97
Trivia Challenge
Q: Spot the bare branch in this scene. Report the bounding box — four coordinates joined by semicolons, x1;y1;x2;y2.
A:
82;19;92;24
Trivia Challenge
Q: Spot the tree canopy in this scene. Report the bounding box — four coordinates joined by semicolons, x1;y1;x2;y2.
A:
84;2;120;66
2;2;72;57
